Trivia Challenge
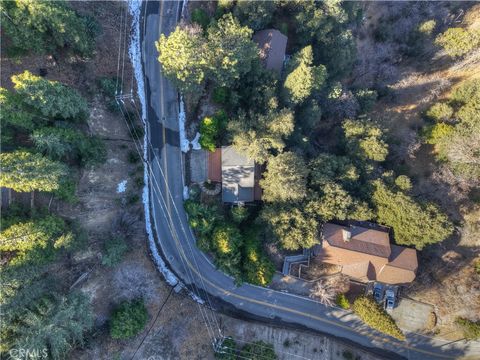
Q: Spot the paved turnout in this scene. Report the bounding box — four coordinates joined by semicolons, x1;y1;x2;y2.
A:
141;1;479;359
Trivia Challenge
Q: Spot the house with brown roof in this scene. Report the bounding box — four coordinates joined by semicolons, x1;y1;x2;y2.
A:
312;223;418;285
207;146;262;203
253;29;288;74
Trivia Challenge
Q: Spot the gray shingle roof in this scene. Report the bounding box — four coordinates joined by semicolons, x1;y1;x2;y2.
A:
221;146;254;203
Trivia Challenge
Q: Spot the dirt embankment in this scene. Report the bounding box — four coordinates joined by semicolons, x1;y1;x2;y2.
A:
354;2;480;337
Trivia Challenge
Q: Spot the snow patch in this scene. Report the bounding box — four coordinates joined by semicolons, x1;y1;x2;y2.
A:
117;180;128;193
191;132;201;150
128;0;178;287
178;96;190;153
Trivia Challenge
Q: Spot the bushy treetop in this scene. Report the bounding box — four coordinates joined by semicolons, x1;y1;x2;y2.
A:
260;152;308;202
1;0;96;56
0;151;67;193
12;71;88;120
372;180;453;250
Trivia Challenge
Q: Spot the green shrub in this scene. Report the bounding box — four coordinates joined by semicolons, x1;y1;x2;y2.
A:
77;136;107;166
98;77;119;112
55;177;77;203
191;8;210;30
243;228;275;286
200;111;227;152
199;116;219;152
215;337;237;360
455;317;480;340
231;206;249;224
422;123;454;145
355;89;378;113
450;79;480;105
128;150;141;163
102;236;128;267
110;299;148;339
212;87;230;104
239;340;277;360
342;350;354;360
435;28;480;58
353;296;405;340
336;294;350;309
394;175;412;192
418;20;436;35
425;103;454;122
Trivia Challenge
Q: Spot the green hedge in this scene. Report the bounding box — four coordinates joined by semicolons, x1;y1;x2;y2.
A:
352;296;405;340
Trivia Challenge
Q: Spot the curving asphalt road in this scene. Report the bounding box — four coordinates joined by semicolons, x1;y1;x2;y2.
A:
141;1;479;359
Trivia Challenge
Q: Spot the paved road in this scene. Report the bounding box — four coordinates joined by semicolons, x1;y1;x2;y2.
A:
141;1;478;359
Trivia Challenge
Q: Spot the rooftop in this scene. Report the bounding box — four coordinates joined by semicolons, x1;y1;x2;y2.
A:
315;222;418;285
221;146;254;203
253;29;288;73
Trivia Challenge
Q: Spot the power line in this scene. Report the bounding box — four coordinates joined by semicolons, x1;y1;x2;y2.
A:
115;98;219;345
115;1;220;345
129;287;174;360
127;97;223;335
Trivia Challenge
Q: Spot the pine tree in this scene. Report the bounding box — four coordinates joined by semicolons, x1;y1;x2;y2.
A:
0;151;67;193
12;71;88;120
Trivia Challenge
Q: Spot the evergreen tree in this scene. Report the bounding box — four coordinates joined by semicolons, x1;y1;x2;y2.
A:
0;87;38;130
343;118;389;162
156;24;208;93
261;203;318;250
435;28;480;58
308;153;359;190
260;152;308;202
7;292;93;360
283;46;327;105
1;0;96;56
372;180;453;250
306;183;373;221
207;13;258;87
231;109;294;164
12;71;88;120
0;151;67;193
233;0;276;31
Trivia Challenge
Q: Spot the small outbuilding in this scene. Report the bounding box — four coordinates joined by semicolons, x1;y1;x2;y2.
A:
253;29;288;74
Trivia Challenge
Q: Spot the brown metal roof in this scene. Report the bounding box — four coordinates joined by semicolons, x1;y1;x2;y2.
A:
207;148;222;182
253;29;287;73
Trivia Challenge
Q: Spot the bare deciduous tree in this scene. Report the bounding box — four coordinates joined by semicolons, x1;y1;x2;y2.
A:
309;279;336;306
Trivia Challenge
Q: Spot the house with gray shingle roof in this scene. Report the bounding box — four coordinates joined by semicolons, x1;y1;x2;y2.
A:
221;146;255;203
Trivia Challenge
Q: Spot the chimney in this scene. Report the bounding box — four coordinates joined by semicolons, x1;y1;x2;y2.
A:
342;229;352;242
